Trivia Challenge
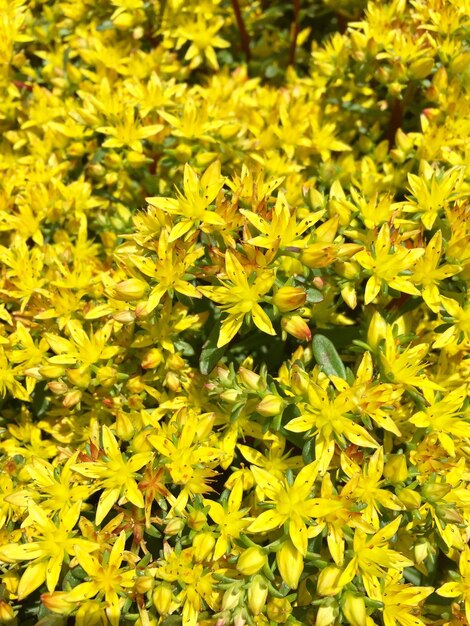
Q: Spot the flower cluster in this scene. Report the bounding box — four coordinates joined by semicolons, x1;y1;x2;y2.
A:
0;0;469;625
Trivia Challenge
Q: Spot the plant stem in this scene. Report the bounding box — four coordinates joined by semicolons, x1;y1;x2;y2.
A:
288;0;300;67
231;0;251;62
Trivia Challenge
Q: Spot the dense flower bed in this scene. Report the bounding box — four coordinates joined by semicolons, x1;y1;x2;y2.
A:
0;0;469;625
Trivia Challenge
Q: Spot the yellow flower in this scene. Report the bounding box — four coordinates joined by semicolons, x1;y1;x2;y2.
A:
200;250;276;347
247;462;342;555
438;546;470;622
64;531;136;626
0;501;99;599
72;425;153;524
355;223;424;304
146;161;225;242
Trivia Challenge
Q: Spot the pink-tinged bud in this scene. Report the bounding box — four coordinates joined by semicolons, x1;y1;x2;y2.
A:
247;575;268;615
435;505;464;524
256;394;284;417
273;287;307;312
383;454;408;483
313;277;324;289
266;597;292;623
237;547;267;576
153;583;172;615
113;310;135;323
141;348;163;369
239;367;263;390
47;381;68;395
193;532;215;562
281;316;312;341
342;593;367;626
135;301;151;318
316;565;343;596
40;592;73;615
62;389;82;408
114;278;148;301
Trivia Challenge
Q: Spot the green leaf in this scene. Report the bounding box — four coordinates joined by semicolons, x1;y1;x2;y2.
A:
199;322;227;375
312;334;347;380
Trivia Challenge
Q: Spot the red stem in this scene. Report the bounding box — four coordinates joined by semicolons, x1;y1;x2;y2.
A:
231;0;251;62
288;0;300;66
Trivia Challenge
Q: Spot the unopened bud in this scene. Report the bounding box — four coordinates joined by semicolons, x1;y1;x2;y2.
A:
237;547;267;576
115;412;134;441
316;604;337;626
40;592;73;615
273;287;307;312
141;348;163;369
193;532;215;562
187;509;207;531
39;364;66;378
397;487;421;509
281;315;312;341
422;482;451;503
276;540;303;590
317;565;343;596
367;311;387;350
95;366;118;388
239;367;262;391
47;381;68;395
66;367;91;389
256;394;284;417
266;597;292;623
342;593;367;626
384;454;408;483
114;279;148;301
63;389;82;408
247;575;268;615
134;575;153;594
222;585;243;612
164;517;185;536
0;600;18;624
153;583;172;615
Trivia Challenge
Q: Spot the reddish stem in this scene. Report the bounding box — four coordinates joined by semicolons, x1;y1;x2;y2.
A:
231;0;251;62
288;0;300;66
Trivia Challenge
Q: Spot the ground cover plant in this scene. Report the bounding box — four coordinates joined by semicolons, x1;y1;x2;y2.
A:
0;0;470;624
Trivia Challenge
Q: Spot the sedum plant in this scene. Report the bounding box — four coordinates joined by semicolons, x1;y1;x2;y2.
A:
0;0;469;625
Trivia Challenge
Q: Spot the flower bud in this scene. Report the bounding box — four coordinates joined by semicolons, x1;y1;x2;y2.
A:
256;394;284;417
193;532;215;562
134;575;153;594
141;348;163;370
222;585;244;611
164;517;185;536
266;597;292;623
63;389;82;408
367;311;387;350
237;547;267;576
187;509;207;531
383;454;408;483
39;364;66;378
239;367;263;391
397;487;421;509
0;600;17;624
421;482;451;503
75;601;104;626
342;593;367;626
153;583;172;615
47;381;68;395
316;604;337;626
115;412;134;441
273;287;307;312
276;540;303;589
435;505;464;524
316;565;343;596
220;389;240;403
66;367;91;389
95;366;118;388
114;279;148;301
247;575;268;615
281;316;312;341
